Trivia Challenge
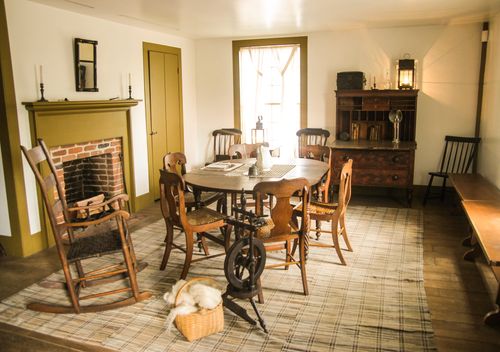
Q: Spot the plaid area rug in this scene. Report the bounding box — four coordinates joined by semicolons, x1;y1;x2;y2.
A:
0;206;436;351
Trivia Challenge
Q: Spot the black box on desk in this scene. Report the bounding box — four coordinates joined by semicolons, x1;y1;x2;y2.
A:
337;72;365;90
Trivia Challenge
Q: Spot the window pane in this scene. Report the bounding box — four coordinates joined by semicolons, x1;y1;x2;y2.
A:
239;44;300;158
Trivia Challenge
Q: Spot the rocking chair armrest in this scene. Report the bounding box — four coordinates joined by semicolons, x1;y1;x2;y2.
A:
67;194;130;212
61;210;131;229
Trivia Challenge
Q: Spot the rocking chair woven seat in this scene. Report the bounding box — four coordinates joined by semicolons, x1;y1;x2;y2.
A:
66;230;124;262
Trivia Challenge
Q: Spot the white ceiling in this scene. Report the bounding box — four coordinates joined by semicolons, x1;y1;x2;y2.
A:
31;0;500;39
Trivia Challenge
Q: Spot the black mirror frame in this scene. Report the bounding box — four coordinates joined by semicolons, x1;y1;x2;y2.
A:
74;38;98;92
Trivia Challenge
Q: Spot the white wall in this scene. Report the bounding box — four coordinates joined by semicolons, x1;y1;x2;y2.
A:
479;14;500;188
4;0;198;234
0;144;11;236
196;23;482;185
195;39;235;163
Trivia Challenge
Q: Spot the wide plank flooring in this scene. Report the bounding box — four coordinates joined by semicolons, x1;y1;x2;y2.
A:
0;190;499;351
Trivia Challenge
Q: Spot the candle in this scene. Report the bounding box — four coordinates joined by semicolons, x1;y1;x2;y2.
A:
40;65;43;84
128;73;131;86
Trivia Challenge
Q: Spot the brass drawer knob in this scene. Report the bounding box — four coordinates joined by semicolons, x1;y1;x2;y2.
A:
392;175;399;181
392;156;401;163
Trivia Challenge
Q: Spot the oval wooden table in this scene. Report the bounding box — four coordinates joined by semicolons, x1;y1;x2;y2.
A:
184;158;329;194
184;158;329;260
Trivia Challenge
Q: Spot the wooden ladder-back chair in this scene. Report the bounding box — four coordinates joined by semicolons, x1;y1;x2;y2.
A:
253;178;310;295
423;135;481;205
296;128;330;158
293;159;353;265
159;169;232;279
164;152;226;213
20;139;151;314
212;128;242;162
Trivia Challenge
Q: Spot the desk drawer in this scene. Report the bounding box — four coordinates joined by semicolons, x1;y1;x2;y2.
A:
354;169;408;187
333;149;411;169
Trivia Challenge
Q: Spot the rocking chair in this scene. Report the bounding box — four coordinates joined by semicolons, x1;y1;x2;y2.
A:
20;139;151;314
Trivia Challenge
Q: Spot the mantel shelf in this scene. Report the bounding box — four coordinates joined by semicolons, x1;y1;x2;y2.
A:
22;99;141;112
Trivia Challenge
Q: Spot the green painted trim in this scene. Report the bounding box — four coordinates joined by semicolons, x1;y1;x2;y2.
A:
232;36;308;130
22;231;45;257
0;0;33;257
143;42;185;201
133;192;153;212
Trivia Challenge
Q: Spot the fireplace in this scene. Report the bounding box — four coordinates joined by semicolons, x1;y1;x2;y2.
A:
51;138;124;206
23;99;138;250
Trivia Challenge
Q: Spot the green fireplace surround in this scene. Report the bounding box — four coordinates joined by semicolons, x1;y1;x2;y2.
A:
0;99;151;257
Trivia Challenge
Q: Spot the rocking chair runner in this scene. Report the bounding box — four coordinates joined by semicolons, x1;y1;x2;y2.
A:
20;139;151;314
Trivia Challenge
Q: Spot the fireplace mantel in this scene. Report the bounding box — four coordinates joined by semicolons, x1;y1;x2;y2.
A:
23;99;140;112
24;99;140;248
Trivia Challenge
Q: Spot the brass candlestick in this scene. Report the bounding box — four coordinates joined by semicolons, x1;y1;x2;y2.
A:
388;110;403;144
38;83;48;102
127;85;133;100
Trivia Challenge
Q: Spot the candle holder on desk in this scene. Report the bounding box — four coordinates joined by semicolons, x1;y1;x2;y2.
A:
37;83;48;102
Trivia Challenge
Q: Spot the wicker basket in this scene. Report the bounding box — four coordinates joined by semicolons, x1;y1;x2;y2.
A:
174;277;224;342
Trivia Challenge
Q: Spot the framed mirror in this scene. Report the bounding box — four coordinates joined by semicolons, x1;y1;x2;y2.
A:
74;38;98;92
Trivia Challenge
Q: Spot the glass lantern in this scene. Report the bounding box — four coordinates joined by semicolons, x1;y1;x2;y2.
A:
397;58;416;90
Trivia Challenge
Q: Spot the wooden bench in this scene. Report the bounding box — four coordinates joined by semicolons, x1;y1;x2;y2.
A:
449;174;500;325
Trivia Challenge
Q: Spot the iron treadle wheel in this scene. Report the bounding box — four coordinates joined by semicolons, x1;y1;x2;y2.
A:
224;236;266;291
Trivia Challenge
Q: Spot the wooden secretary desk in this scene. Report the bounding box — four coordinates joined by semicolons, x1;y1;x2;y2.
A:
332;89;418;206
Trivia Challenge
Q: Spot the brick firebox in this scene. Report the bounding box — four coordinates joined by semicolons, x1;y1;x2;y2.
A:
50;138;124;205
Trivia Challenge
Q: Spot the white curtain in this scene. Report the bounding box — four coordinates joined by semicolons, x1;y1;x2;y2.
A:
239;45;300;158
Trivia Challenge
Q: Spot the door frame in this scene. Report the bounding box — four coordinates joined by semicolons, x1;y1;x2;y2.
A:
143;42;184;203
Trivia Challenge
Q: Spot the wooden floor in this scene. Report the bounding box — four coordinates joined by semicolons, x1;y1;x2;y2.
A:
0;190;499;351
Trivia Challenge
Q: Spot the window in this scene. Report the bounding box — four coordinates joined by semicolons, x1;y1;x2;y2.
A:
233;37;307;157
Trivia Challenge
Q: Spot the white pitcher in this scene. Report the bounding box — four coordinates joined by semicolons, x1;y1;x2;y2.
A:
256;145;273;172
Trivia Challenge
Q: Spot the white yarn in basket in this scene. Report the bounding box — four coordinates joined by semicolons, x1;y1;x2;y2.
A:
163;280;222;332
